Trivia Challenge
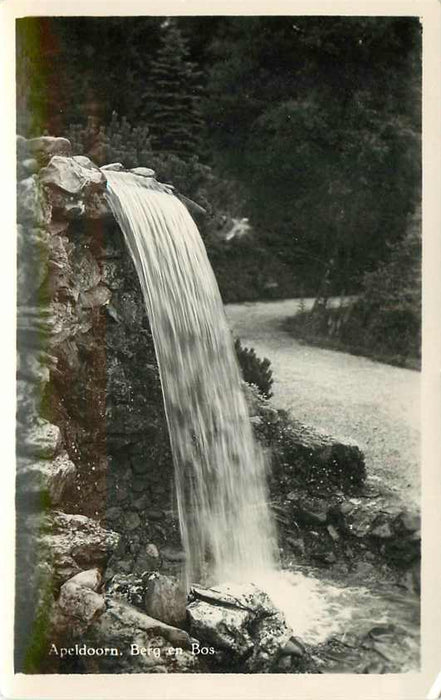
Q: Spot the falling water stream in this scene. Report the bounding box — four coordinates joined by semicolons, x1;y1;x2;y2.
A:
105;172;278;587
104;172;419;671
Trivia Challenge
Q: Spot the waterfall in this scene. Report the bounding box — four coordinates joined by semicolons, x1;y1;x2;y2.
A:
105;172;278;587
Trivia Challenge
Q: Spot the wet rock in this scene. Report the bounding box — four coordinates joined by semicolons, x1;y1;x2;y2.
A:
17;176;52;225
16;134;29;159
48;220;70;236
107;506;123;522
16;226;50;304
280;637;306;657
131;454;149;475
146;543;159;559
148;509;163;521
106;405;148;434
71;248;101;291
132;494;149;511
285;536;305;557
117;560;134;574
16;380;41;420
19;158;40;178
188;596;251;656
17;351;50;386
322;551;337;564
394;511;420;534
40;511;120;585
276;655;293;671
115;484;130;503
370;518;393;539
131;476;151;492
106;598;193;647
45;188;86;219
79;284;111;309
125;512;141;531
188;582;292;672
68;568;102;591
85;190;111;218
101;260;122;289
399;561;420;593
133;557;159;576
26;136;72;164
294;499;328;526
144;574;187;627
260;405;279;423
16;453;76;506
130;167;156;178
57;579;105;624
327;524;340;541
347;507;373;538
271;417;366;494
18;419;63;459
101;162;125;171
80;598;199;673
40;155;105;194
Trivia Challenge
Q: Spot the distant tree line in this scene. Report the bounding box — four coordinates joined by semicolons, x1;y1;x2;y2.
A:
16;16;421;299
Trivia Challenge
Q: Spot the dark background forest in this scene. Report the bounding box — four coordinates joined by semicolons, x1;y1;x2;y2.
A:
16;15;421;324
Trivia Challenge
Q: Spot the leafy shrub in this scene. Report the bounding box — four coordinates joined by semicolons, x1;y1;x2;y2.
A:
234;338;273;399
65;112;153;168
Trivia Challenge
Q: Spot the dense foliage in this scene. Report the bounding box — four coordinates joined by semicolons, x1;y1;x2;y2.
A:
234;339;274;399
67;113;152;168
64;110;301;301
16;15;421;300
143;21;204;157
285;208;421;368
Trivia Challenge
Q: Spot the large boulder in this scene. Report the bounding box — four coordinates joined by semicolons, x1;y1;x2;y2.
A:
22;136;72;165
56;579;105;634
187;582;292;672
39;155;109;219
39;155;105;194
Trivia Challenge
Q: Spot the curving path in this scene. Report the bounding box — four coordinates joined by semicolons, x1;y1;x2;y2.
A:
225;298;420;511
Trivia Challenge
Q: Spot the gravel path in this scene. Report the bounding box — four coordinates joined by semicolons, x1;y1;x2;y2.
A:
226;298;420;512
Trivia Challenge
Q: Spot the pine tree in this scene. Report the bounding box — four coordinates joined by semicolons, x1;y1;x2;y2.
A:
145;20;204;158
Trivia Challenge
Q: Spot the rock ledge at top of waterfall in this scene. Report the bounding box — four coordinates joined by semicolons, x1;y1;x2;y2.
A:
187;582;294;672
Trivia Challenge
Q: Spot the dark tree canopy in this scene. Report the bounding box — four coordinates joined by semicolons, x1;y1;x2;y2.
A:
143;20;205;157
16;15;421;296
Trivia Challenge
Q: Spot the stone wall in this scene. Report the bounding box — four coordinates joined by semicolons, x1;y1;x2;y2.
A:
15;137;183;672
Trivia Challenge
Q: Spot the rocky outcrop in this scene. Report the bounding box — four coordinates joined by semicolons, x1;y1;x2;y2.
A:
245;383;366;495
45;570;202;674
187;583;294;672
245;385;420;584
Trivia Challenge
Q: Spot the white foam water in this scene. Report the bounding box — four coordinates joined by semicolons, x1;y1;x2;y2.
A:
105;172;278;587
